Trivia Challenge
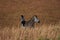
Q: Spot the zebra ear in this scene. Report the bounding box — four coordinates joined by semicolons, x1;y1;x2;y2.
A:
21;15;24;17
34;15;37;17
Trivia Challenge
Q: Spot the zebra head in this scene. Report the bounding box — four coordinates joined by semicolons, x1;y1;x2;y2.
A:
33;15;40;23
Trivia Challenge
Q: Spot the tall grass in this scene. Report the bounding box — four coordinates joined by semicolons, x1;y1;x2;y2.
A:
0;24;60;40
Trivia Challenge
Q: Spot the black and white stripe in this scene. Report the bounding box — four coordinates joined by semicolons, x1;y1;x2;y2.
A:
20;15;40;27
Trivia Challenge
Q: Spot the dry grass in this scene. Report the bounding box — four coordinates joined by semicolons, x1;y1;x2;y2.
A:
0;0;60;40
0;24;60;40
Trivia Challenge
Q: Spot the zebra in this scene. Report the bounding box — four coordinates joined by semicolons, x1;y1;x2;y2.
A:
20;15;40;27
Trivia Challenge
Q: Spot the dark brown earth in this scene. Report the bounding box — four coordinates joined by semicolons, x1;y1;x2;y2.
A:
0;0;60;27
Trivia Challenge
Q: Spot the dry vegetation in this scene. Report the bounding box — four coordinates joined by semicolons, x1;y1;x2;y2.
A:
0;24;60;40
0;0;60;40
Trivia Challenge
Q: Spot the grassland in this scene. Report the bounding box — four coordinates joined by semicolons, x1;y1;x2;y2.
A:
0;24;60;40
0;0;60;40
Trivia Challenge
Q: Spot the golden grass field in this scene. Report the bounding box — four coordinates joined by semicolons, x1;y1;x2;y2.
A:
0;24;60;40
0;0;60;40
